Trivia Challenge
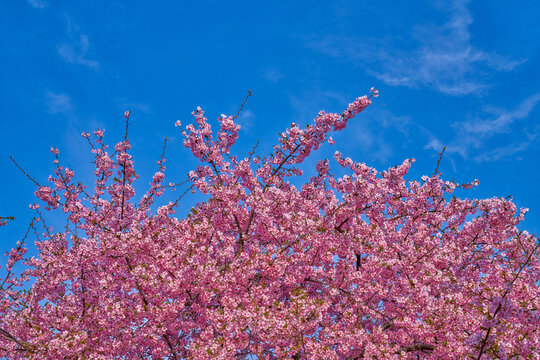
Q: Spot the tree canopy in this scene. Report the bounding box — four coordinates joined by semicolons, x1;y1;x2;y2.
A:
1;90;538;359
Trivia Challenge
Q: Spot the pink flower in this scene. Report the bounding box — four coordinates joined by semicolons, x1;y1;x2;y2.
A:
2;89;537;360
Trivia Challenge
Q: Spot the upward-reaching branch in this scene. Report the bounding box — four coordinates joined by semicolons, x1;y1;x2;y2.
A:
120;110;130;221
433;146;446;176
233;90;253;120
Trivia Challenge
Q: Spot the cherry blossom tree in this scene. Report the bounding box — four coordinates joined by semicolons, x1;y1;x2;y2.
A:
1;89;538;359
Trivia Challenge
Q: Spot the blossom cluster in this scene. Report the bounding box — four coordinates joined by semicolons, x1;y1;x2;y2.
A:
0;91;538;359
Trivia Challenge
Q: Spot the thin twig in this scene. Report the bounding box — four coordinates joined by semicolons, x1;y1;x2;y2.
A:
247;139;260;162
234;214;244;255
233;90;253;120
120;113;130;221
433;147;446;176
9;156;40;186
476;238;539;359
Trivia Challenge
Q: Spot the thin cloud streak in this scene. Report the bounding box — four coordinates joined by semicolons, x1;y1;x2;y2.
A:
27;0;47;9
57;19;99;69
471;142;529;162
456;94;540;136
57;34;99;69
237;109;256;133
262;68;285;83
306;0;525;96
429;93;540;162
45;91;74;115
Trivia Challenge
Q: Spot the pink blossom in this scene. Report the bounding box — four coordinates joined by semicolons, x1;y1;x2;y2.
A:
0;90;537;359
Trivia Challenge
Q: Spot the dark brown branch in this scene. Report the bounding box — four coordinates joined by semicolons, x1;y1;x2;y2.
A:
1;219;35;290
381;319;394;331
234;214;244;255
120;112;130;221
232;90;253;120
335;218;349;233
162;333;179;360
476;239;540;359
247;139;260;162
9;156;40;186
80;268;87;321
399;343;435;353
120;162;127;221
208;160;223;185
0;327;36;354
262;142;303;192
245;210;255;234
433;146;446;176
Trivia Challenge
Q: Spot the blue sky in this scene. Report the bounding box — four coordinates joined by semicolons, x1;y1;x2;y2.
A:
1;0;539;258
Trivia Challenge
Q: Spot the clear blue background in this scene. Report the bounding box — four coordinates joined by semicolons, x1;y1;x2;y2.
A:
1;0;539;259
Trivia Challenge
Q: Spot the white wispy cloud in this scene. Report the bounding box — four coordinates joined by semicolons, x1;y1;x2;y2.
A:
430;93;540;162
376;109;411;137
45;91;74;115
27;0;47;9
57;19;99;69
44;92;105;180
262;68;285;83
352;109;412;163
424;137;445;153
471;142;529;162
456;93;540;137
350;120;393;163
524;124;540;142
307;0;524;95
237;109;256;133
